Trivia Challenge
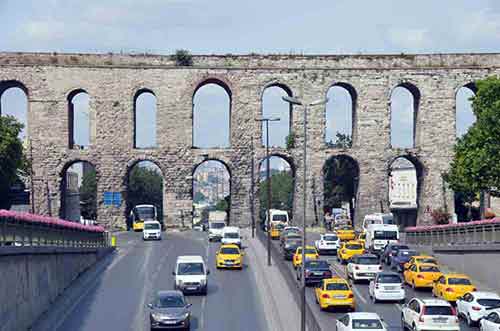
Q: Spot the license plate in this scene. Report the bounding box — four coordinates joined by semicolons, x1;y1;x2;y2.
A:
163;320;177;324
432;317;447;323
186;287;197;291
384;286;396;290
314;272;323;276
225;261;233;265
333;295;345;299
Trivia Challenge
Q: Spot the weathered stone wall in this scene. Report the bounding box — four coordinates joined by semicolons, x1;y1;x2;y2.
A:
1;51;498;229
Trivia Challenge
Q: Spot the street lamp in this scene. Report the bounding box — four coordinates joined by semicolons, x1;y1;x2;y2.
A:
255;116;280;267
282;95;328;331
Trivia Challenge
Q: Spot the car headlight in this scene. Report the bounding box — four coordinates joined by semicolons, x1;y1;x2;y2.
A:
181;312;190;320
200;279;206;286
151;313;163;321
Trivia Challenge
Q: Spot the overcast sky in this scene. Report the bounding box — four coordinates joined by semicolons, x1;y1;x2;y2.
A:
0;0;492;156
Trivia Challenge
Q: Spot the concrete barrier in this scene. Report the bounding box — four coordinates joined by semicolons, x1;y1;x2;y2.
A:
0;246;114;331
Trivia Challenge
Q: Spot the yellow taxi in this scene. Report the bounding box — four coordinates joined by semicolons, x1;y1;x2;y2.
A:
314;277;355;311
292;246;319;268
336;226;356;241
356;232;366;247
270;223;285;240
337;241;365;264
404;263;443;289
403;255;438;271
432;274;476;302
216;244;244;269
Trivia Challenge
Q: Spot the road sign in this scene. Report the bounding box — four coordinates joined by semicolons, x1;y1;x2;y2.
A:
113;192;122;207
103;192;113;206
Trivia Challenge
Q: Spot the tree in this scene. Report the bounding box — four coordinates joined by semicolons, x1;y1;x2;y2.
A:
127;166;164;220
0;115;29;210
323;156;358;217
193;191;207;203
80;168;97;220
259;171;294;220
445;76;500;215
327;133;352;149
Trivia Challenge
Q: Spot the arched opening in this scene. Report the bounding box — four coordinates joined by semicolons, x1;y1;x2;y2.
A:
390;83;420;149
0;82;28;139
325;83;356;148
323;155;359;226
258;155;295;227
388;156;422;228
60;161;97;223
124;161;164;230
68;90;90;149
192;159;231;227
262;85;293;148
192;81;231;148
456;83;477;138
134;89;157;148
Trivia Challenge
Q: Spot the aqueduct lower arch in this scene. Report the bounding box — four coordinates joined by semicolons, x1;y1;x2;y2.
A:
1;51;497;229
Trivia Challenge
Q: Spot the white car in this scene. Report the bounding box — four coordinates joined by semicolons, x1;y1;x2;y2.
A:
456;291;500;326
401;298;459;331
173;256;210;295
480;311;500;331
314;233;340;255
221;226;241;246
347;254;382;282
208;221;225;241
336;312;387;331
369;272;405;303
142;221;162;240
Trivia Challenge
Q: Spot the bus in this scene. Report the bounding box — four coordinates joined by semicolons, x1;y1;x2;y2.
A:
129;204;158;231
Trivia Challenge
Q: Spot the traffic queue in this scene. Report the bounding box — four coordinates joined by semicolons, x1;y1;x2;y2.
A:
273;212;500;331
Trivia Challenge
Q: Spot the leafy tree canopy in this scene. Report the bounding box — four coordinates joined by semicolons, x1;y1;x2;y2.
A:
80;168;97;220
259;171;294;220
127;165;163;220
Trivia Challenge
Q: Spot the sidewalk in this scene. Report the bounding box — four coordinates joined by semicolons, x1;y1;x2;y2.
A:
243;229;302;331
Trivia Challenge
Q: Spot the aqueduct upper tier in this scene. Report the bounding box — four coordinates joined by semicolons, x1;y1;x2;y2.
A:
1;52;498;229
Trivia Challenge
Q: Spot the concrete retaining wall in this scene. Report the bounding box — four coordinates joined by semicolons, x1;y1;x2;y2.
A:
0;247;113;331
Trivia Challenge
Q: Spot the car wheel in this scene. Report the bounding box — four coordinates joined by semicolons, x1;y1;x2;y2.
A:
401;314;406;330
412;323;417;331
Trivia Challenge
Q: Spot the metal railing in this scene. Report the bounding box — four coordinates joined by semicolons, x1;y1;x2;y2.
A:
405;218;500;247
0;211;110;248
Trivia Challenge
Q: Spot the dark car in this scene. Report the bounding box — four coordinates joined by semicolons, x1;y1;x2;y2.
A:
283;238;302;260
280;232;302;248
296;260;332;285
148;290;192;330
389;249;418;272
381;244;409;265
280;228;302;246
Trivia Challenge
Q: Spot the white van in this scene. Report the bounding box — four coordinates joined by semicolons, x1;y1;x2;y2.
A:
365;223;399;253
173;255;209;295
265;209;289;229
143;221;162;241
208;220;226;242
362;213;394;232
221;226;241;247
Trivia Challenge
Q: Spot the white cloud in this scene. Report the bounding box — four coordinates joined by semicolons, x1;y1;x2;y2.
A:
386;27;429;50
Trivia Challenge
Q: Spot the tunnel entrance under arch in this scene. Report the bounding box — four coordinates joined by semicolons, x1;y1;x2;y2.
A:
60;161;97;223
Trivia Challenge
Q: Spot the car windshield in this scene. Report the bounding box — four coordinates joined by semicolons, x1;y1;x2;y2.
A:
285;241;301;248
287;235;301;241
272;215;287;222
357;257;379;265
418;258;437;264
220;247;240;255
398;250;417;257
478;299;500;307
144;223;160;230
420;265;440;272
346;244;362;250
424;306;453;316
304;248;317;254
378;274;402;283
156;295;185;308
339;227;353;231
210;222;225;229
391;245;409;252
326;282;349;291
352;319;383;329
324;235;338;241
448;278;471;285
305;260;329;269
178;262;204;275
135;206;155;219
374;231;398;240
224;232;239;239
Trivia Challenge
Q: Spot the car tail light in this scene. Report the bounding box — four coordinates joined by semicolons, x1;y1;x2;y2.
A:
472;306;482;311
445;287;454;293
321;293;330;299
472;287;477;291
348;293;354;298
417;274;424;279
355;266;360;270
419;306;426;322
451;307;457;316
379;265;383;270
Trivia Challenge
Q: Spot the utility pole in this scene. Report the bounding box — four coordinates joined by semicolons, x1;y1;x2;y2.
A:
250;136;256;238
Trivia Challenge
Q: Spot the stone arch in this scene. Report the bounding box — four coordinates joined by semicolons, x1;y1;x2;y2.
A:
390;82;421;148
260;82;294;148
59;159;98;221
323;154;360;226
0;80;29;138
325;82;357;148
387;154;424;228
67;89;90;149
133;88;157;148
455;82;477;138
192;78;232;148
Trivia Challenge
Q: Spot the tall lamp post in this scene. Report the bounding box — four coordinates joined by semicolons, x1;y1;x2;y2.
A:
282;95;328;331
255;117;280;266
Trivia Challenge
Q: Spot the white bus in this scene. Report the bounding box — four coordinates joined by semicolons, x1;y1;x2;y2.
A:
362;213;394;232
365;223;399;253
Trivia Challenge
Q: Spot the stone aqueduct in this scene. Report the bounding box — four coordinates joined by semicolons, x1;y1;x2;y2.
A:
0;52;498;229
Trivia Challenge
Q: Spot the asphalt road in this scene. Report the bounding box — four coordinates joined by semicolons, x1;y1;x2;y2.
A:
272;231;476;331
55;230;267;331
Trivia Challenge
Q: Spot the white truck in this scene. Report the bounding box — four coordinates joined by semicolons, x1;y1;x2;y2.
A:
264;209;289;230
365;223;399;254
208;211;227;242
221;226;241;247
362;213;395;232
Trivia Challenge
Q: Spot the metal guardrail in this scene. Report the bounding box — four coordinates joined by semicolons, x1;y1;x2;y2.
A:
405;220;500;247
0;216;111;248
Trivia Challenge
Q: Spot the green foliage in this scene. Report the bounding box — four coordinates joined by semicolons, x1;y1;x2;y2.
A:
0;115;29;210
127;166;163;220
173;49;193;66
445;76;500;200
327;133;352;149
259;171;294;220
193;191;207;203
215;195;231;212
286;132;296;149
323;156;357;214
80;168;97;220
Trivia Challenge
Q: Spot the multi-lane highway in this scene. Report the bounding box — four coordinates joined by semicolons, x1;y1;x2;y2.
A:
50;230;267;331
